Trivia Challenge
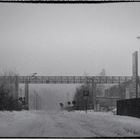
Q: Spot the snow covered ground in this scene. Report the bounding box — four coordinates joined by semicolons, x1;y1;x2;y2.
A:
0;110;140;137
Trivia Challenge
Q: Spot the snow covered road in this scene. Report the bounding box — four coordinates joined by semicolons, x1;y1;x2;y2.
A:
0;110;140;137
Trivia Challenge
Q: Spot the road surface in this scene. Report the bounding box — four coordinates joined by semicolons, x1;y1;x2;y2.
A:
0;110;140;137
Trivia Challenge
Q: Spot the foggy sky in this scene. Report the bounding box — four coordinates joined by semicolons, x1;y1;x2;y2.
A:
1;3;140;76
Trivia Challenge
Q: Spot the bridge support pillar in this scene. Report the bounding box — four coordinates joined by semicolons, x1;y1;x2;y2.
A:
92;82;97;111
25;80;29;110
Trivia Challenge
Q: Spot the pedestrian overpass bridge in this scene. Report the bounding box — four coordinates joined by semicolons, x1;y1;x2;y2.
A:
0;75;132;84
0;51;139;110
0;75;136;110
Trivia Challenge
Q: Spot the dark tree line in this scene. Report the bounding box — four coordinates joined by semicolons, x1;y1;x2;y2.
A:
0;71;23;111
0;84;21;111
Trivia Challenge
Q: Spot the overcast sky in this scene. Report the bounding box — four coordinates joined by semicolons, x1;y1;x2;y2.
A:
0;3;140;76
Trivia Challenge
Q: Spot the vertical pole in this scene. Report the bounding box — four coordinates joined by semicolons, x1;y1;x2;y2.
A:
136;52;138;98
39;96;41;110
86;97;87;114
33;91;36;110
90;83;93;110
15;76;19;100
132;51;138;98
36;93;38;110
92;81;97;111
118;80;121;97
25;78;29;110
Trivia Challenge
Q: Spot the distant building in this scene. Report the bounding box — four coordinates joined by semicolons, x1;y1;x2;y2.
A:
99;80;140;108
105;80;140;99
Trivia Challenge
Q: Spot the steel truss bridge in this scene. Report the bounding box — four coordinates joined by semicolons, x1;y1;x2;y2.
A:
0;75;133;110
0;76;133;84
0;51;138;110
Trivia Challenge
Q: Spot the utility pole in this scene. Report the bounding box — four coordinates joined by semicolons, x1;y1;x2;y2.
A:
92;81;97;111
38;95;42;110
25;78;29;110
34;90;38;110
15;76;19;101
83;87;89;113
132;51;138;98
